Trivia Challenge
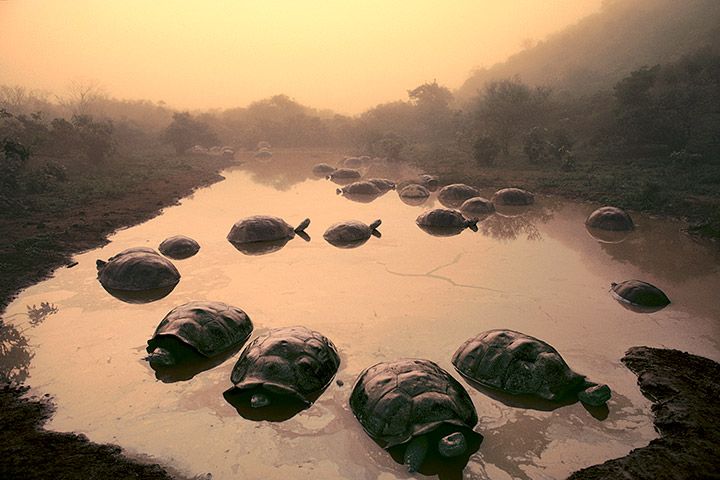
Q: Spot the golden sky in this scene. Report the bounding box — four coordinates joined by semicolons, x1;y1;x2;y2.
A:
0;0;602;113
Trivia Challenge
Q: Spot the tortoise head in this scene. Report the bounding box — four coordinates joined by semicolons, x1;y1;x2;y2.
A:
578;383;611;407
251;392;271;408
336;188;342;195
466;218;479;231
404;431;468;472
96;259;107;271
146;347;176;367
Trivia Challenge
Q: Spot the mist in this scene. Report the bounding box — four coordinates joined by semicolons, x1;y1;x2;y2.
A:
0;0;601;113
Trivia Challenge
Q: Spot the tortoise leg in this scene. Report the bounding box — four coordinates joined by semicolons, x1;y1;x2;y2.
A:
578;383;611;406
404;435;428;473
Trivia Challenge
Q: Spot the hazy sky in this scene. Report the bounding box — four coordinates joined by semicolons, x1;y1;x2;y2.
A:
0;0;602;113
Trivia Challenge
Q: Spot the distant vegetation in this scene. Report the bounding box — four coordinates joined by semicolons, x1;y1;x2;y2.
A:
1;0;719;238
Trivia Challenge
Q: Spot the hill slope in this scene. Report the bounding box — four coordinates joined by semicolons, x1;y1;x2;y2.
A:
456;0;720;100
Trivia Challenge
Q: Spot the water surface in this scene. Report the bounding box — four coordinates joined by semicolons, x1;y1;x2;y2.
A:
3;150;719;480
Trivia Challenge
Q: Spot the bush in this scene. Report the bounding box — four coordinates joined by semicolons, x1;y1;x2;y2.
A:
472;135;501;165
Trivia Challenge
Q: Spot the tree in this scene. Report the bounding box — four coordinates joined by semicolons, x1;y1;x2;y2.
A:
71;115;115;163
475;77;551;154
472;135;501;165
163;112;219;155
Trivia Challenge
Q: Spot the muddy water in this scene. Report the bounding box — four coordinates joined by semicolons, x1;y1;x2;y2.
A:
3;150;719;480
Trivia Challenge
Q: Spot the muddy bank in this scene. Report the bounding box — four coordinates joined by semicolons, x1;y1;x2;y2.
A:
0;384;180;479
1;151;235;479
569;347;720;480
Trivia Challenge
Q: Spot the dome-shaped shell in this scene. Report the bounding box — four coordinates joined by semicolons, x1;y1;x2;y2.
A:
339;181;381;196
367;178;396;193
350;359;478;448
586;206;634;231
323;220;381;247
460;197;495;216
227;216;297;244
416;209;470;228
399;184;430;199
97;248;180;291
343;157;364;168
312;163;336;176
328;168;362;180
255;149;273;159
147;301;253;357
159;235;200;259
418;174;439;191
492;188;534;206
438;184;481;208
452;330;586;401
611;280;670;308
231;326;340;403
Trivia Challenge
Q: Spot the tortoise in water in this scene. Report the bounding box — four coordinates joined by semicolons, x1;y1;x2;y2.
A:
158;235;200;260
350;359;480;473
323;219;381;248
255;149;273;159
145;301;253;367
452;329;611;407
327;167;362;183
342;156;364;168
586;206;634;231
336;181;381;197
438;184;481;208
96;247;180;292
230;326;340;408
459;197;495;217
227;215;310;245
416;209;478;236
366;178;396;193
492;187;534;206
418;174;440;191
398;184;430;206
611;280;670;312
312;163;336;176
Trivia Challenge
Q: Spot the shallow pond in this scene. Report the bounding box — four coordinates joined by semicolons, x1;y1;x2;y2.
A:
3;150;719;480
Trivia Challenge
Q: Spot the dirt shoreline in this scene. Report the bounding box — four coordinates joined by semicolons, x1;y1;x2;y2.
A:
568;347;720;480
1;151;718;479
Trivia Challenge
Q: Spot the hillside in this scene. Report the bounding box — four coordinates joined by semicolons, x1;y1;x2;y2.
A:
456;0;720;100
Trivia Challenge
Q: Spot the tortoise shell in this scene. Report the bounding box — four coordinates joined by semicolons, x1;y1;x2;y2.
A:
230;326;340;403
350;359;478;448
611;280;670;308
323;220;381;248
460;197;495;216
312;163;336;176
227;215;299;244
147;301;253;357
328;168;362;180
452;329;586;401
339;181;381;196
416;209;470;228
438;184;481;208
97;247;180;291
158;235;200;259
586;206;634;231
367;178;396;193
492;188;534;206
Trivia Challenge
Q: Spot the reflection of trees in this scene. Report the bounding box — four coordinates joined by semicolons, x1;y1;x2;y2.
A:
26;302;58;327
599;220;720;282
478;206;555;241
239;154;316;191
0;320;33;384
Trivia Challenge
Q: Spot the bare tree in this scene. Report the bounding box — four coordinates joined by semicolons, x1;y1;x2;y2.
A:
57;80;107;116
